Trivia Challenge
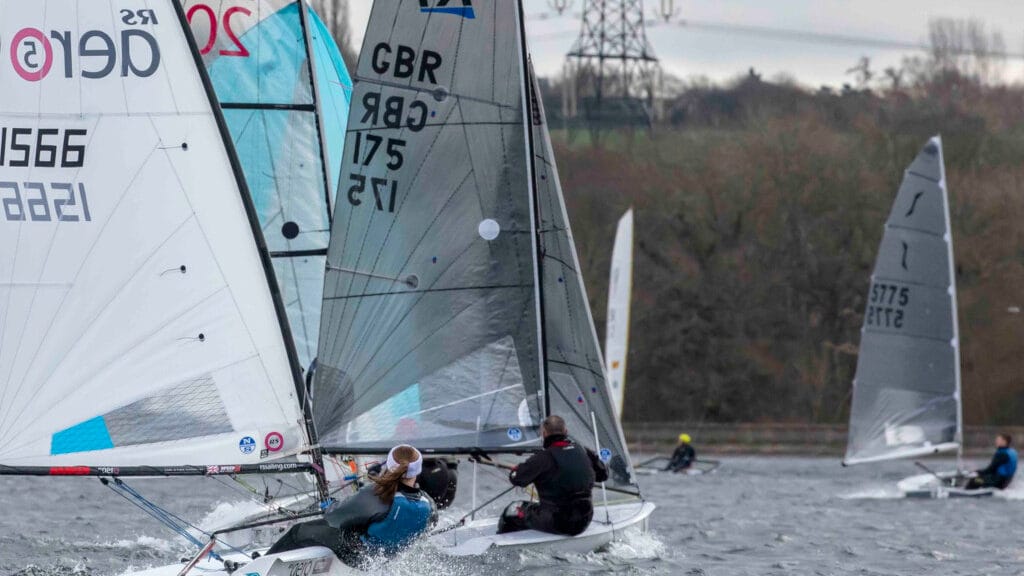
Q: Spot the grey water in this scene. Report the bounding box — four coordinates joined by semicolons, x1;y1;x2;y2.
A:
2;456;1023;575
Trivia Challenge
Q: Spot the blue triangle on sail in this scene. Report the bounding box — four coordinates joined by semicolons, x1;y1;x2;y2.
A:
51;416;114;455
420;6;475;19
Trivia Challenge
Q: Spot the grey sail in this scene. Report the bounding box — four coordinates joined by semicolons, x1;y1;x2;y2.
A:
844;137;961;466
313;0;545;452
528;69;636;488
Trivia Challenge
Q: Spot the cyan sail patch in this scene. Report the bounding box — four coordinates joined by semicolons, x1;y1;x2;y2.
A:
50;376;231;455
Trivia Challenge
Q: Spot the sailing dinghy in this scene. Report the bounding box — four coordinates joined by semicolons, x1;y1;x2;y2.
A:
842;137;986;498
0;1;362;574
313;0;653;557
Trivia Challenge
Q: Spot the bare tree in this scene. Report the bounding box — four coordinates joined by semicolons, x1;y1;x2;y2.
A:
927;18;1006;83
311;0;357;71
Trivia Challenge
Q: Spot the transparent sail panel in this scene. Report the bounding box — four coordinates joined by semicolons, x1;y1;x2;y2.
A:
185;0;353;371
845;138;960;465
0;0;304;467
529;69;637;489
314;0;543;452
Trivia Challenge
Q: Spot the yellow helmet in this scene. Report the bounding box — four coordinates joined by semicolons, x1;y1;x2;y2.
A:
679;433;691;444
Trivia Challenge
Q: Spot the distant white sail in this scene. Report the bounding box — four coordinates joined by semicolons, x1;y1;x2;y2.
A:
0;0;306;467
605;209;633;420
844;137;961;466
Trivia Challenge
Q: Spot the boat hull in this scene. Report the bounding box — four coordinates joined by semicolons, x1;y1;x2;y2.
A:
130;546;361;576
897;471;997;499
430;500;656;557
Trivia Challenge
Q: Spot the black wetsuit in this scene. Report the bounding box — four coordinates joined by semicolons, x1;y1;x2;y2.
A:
267;484;436;566
499;434;608;536
968;447;1018;490
665;443;696;472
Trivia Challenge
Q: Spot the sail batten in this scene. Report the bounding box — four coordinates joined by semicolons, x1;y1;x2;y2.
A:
845;137;960;465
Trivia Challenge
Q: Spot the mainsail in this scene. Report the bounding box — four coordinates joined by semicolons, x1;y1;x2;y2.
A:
184;0;353;370
314;0;544;453
313;0;637;489
0;0;308;468
605;209;634;420
844;137;961;466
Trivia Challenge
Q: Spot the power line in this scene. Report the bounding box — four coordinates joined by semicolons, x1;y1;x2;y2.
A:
524;12;1024;60
654;19;1024;60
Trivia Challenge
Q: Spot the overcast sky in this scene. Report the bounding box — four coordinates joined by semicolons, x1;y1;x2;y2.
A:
345;0;1024;88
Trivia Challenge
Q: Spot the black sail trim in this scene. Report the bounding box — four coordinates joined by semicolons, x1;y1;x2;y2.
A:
516;0;550;417
221;103;317;112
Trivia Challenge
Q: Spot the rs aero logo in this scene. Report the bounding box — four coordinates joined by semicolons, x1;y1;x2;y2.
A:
419;0;475;19
6;9;161;82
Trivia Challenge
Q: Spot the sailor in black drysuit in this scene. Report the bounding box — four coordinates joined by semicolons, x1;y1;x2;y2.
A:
665;433;696;473
498;415;608;536
267;445;436;567
967;433;1018;490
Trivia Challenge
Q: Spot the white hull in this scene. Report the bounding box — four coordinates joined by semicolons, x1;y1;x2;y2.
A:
128;501;654;575
897;472;996;499
431;500;655;557
131;546;361;576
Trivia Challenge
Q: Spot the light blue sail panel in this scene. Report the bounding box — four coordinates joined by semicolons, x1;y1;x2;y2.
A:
51;417;114;455
189;1;352;371
308;8;353;203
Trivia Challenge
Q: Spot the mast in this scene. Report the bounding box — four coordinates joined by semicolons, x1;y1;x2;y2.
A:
174;0;329;500
936;136;964;470
516;0;551;417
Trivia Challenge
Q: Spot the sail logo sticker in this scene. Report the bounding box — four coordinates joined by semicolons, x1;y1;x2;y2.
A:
418;0;475;19
9;29;53;81
7;11;161;82
599;448;613;463
507;427;523;442
238;436;256;455
264;432;284;453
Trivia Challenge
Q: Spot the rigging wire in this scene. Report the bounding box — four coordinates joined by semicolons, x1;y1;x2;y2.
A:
100;478;251;560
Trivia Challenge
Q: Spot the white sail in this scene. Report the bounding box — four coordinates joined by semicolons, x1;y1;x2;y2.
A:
605;209;634;420
0;0;306;468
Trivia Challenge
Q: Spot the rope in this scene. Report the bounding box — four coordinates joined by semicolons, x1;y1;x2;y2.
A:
101;478;251;559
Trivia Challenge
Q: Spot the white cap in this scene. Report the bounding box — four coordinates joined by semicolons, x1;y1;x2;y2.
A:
386;445;423;479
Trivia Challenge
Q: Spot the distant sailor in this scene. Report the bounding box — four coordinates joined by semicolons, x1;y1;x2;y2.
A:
267;445;436;566
968;433;1017;490
665;433;696;473
499;415;608;536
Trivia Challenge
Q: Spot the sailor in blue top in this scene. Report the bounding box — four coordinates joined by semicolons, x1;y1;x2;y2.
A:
968;433;1018;490
267;445;436;567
